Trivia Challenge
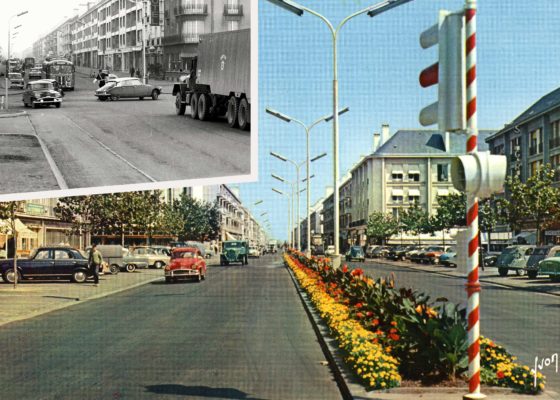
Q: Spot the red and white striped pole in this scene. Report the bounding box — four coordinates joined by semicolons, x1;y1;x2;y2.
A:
464;0;485;399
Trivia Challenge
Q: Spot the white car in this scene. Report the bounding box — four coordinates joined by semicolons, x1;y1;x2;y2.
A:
325;245;336;256
248;246;260;258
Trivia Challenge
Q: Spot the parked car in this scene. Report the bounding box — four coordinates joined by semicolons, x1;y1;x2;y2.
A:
248;246;260;258
439;251;457;267
165;247;206;283
129;246;171;269
220;240;248;266
345;246;366;262
325;245;336;257
422;246;452;265
387;245;414;261
8;72;24;89
95;245;149;273
22;80;63;108
410;247;432;263
0;246;91;284
95;77;162;101
364;245;378;258
371;246;390;258
311;244;325;256
495;245;535;276
536;257;560;281
170;241;207;258
524;245;560;279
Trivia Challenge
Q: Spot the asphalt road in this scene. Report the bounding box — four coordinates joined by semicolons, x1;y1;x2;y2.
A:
350;258;560;392
0;255;341;400
0;74;251;196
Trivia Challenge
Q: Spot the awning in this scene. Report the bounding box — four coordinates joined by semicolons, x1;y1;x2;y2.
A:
0;219;37;239
437;189;449;196
408;189;421;196
391;170;404;175
408;170;421;175
392;189;404;196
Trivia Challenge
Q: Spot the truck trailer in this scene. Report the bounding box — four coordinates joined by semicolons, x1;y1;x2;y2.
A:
173;29;250;131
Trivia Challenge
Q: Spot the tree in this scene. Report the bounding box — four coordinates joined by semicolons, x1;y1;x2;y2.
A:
400;203;430;244
173;194;221;242
131;191;164;244
55;195;106;240
500;164;560;245
366;211;399;245
0;201;24;288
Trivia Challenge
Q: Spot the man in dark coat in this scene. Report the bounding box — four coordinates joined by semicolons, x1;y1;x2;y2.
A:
130;66;135;77
88;243;103;286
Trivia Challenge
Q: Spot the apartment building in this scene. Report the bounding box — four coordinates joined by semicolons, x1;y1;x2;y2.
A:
163;0;250;74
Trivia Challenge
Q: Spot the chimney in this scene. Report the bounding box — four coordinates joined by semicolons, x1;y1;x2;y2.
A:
380;123;390;146
373;132;381;151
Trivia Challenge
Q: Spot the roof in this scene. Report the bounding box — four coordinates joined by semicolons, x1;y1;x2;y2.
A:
487;86;560;141
28;80;54;85
109;77;139;82
374;129;495;156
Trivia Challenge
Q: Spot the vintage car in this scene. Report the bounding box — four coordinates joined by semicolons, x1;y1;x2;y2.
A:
439;251;458;267
386;245;414;261
165;247;207;282
129;246;170;269
421;246;452;264
536;257;560;281
371;246;391;259
8;72;24;89
94;77;162;101
44;79;65;97
28;68;44;81
495;245;535;276
0;246;91;284
95;245;149;273
365;245;380;258
220;240;248;266
524;245;560;279
325;245;336;256
170;241;207;258
22;80;63;108
248;246;260;258
311;244;325;256
345;246;366;262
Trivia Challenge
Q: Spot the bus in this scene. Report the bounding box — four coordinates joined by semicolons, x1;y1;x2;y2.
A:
43;59;75;90
23;57;35;71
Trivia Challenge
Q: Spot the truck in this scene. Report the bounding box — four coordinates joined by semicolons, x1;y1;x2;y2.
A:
268;240;278;254
172;29;250;131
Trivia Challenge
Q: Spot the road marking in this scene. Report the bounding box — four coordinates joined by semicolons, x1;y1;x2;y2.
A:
25;117;69;190
58;113;157;182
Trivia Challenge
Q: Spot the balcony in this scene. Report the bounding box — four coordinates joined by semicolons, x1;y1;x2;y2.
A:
174;4;208;16
224;4;243;17
162;33;200;45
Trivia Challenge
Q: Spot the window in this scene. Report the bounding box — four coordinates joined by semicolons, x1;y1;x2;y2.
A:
55;250;72;259
530;160;542;177
551;120;560;149
34;250;52;260
392;208;400;218
228;20;239;31
437;164;449;182
392;195;403;204
530;128;543;155
408;171;420;182
391;171;403;181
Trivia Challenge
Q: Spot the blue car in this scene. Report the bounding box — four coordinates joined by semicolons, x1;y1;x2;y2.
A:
346;246;366;262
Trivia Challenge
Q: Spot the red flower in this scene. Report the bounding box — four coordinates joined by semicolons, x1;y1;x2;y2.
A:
372;319;379;326
389;328;398;334
356;312;364;319
351;268;364;277
342;265;349;273
355;302;363;309
389;333;400;341
390;321;397;327
366;311;373;317
496;371;505;379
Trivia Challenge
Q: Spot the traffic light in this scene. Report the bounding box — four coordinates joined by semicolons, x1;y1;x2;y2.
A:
451;151;507;198
419;10;466;132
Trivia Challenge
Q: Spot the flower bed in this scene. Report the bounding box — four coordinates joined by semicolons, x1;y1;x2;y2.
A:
284;251;545;394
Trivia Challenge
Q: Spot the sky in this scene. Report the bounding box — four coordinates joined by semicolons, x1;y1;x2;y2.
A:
240;0;560;242
0;0;95;58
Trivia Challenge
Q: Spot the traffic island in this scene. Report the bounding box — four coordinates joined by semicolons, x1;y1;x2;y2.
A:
0;110;27;118
283;251;555;399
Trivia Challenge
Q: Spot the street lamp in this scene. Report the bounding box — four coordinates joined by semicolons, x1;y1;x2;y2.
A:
127;0;148;83
266;107;347;257
272;187;292;247
266;0;414;262
4;10;28;110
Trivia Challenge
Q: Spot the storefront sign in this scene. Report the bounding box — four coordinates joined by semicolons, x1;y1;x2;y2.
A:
545;230;560;236
25;203;46;216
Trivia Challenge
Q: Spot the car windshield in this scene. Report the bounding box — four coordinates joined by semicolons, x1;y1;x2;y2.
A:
100;81;117;90
502;247;519;254
532;247;550;255
50;64;73;74
224;242;243;249
172;251;195;259
9;73;21;79
31;82;54;91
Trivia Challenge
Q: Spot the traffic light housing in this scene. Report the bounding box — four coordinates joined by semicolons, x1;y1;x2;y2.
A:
451;151;507;198
419;10;466;132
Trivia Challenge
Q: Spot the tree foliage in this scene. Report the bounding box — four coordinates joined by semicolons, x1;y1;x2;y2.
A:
172;194;221;242
400;203;430;242
366;211;399;245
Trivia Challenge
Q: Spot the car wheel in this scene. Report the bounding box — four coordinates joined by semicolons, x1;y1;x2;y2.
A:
190;93;199;119
197;273;202;282
32;102;38;109
139;97;144;100
3;270;22;284
110;95;119;101
201;271;206;280
165;277;172;283
109;264;120;275
55;103;61;108
237;98;250;131
151;90;159;100
72;270;88;283
515;269;526;276
175;92;186;115
498;268;508;277
197;93;210;121
154;261;164;269
125;264;136;273
527;270;538;279
227;96;239;128
98;96;107;102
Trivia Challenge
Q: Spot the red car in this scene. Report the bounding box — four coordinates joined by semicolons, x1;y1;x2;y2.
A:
164;247;207;283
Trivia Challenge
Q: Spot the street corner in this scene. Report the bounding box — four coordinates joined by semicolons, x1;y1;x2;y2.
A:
0;133;60;195
0;110;27;119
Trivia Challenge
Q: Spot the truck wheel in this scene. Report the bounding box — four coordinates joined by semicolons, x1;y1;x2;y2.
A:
198;94;210;121
190;94;199;119
175;93;186;115
498;268;508;277
527;270;538;279
227;96;239;128
238;98;250;131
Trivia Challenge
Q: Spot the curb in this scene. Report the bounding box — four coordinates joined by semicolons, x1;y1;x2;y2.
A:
0;276;163;329
0;111;27;118
371;259;560;298
284;257;559;399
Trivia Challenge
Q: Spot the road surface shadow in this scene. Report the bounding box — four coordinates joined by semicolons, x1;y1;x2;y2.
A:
144;384;265;399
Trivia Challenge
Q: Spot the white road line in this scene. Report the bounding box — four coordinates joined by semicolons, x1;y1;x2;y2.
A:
58;113;157;183
25;118;69;190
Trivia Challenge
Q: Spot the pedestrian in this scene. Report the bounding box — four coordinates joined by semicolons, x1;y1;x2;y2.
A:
88;243;103;286
136;69;141;79
96;69;105;88
130;66;135;77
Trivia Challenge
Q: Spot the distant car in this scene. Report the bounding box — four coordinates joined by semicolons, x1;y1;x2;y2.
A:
386;245;415;261
439;251;457;267
365;245;379;258
525;245;560;279
345;246;365;262
129;246;170;269
495;245;535;276
95;77;162;101
325;245;336;257
371;246;390;259
248;246;260;258
43;79;65;97
221;240;249;266
90;245;149;273
165;247;206;283
0;246;91;284
22;80;63;108
8;72;24;89
536;257;560;282
311;244;325;256
422;246;451;264
28;68;44;81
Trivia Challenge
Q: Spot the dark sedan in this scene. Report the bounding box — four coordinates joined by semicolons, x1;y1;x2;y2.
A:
0;246;91;284
387;245;416;261
95;77;162;101
22;80;63;108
